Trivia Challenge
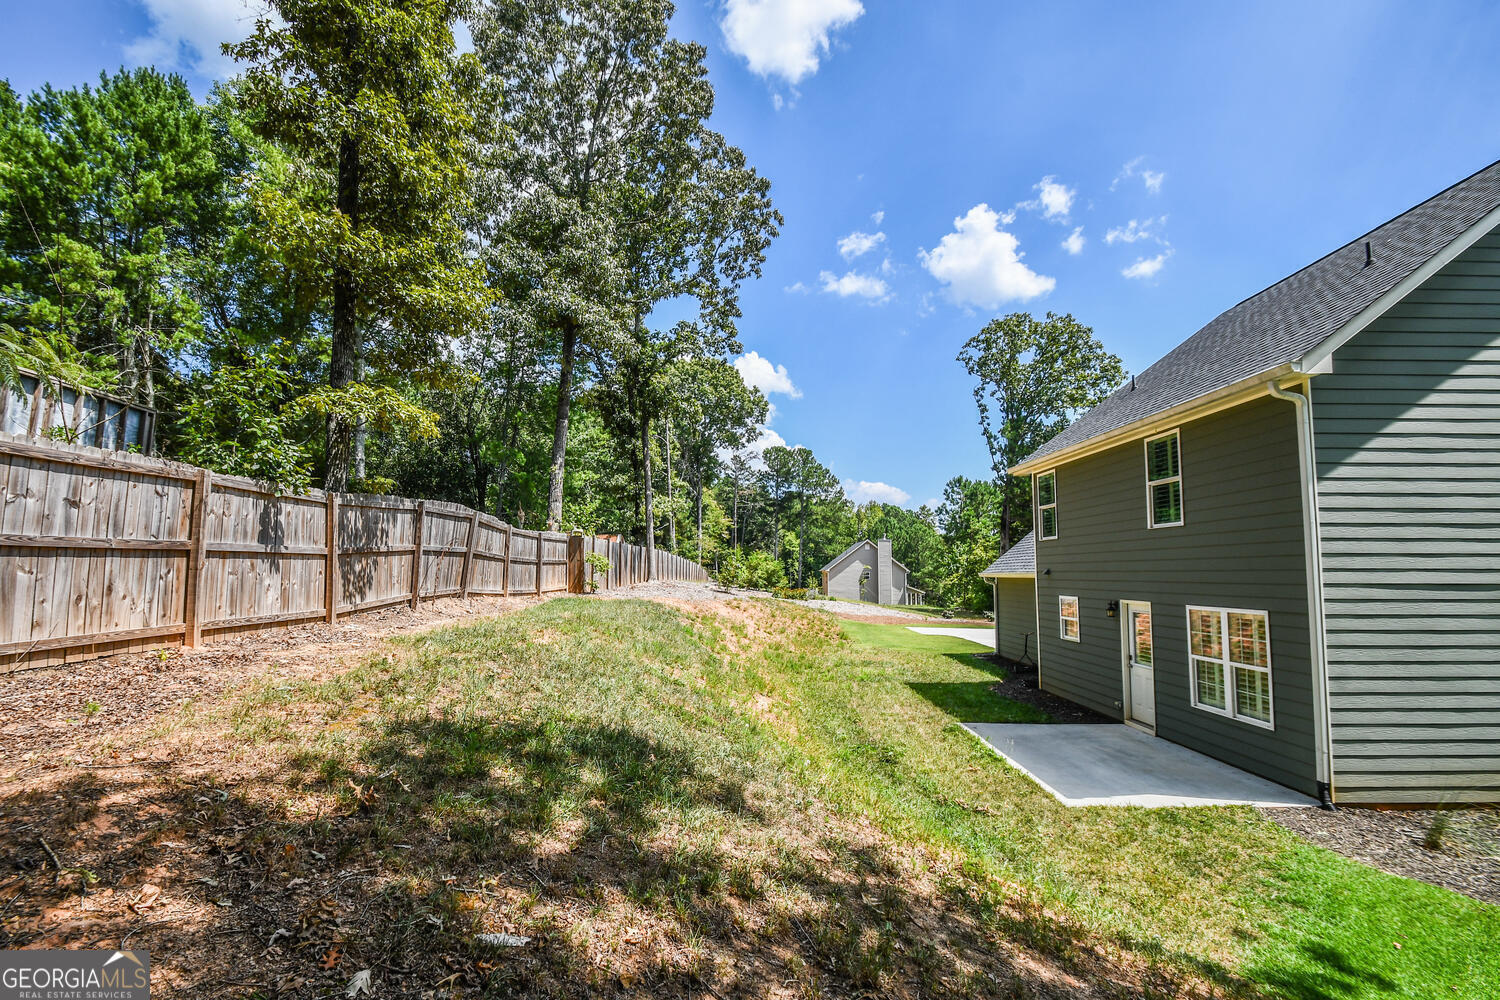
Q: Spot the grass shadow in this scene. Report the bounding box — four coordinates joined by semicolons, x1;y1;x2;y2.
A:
906;680;1047;723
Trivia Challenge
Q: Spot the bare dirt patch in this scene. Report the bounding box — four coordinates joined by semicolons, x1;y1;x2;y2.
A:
0;593;547;773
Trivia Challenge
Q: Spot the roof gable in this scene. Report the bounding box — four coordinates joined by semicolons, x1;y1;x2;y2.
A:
1018;159;1500;469
821;539;876;573
981;531;1035;577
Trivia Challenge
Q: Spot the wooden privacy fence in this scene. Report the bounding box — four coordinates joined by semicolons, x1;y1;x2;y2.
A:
0;432;709;671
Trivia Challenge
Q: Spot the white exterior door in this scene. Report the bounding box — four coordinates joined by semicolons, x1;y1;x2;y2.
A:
1123;601;1156;728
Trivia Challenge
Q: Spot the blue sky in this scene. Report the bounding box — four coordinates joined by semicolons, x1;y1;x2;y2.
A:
8;1;1500;509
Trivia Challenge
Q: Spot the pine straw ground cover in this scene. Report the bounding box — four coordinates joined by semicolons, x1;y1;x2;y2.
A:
0;597;1496;998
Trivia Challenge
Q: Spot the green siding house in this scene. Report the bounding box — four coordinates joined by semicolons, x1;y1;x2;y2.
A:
980;531;1038;665
1007;161;1500;806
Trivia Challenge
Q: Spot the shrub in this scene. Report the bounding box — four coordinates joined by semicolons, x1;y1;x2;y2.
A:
770;586;817;601
716;549;787;590
584;551;612;591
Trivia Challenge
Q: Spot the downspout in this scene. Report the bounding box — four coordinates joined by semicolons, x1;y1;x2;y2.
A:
1266;380;1337;810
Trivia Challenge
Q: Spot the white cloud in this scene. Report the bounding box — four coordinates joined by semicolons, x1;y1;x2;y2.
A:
720;0;864;86
921;497;943;510
1033;176;1075;220
1105;216;1167;245
1061;227;1086;255
837;230;885;260
1113;156;1166;194
125;0;269;80
744;426;787;455
871;210;885;225
844;480;911;505
819;269;890;301
918;204;1056;309
734;351;802;398
1122;250;1173;280
784;280;810;294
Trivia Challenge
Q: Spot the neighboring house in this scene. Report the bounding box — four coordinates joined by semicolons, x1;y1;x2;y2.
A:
1;372;155;454
980;531;1037;664
1007;160;1500;806
820;538;922;605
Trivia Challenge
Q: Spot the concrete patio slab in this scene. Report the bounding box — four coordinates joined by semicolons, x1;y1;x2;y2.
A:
906;626;995;649
962;723;1318;808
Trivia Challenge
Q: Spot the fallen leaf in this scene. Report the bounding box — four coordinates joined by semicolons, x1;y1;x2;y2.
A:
345;969;373;997
131;884;161;913
321;945;343;969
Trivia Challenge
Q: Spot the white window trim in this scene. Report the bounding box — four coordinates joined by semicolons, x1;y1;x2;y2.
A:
1184;605;1275;730
1144;429;1184;529
1059;595;1080;642
1037;469;1058;540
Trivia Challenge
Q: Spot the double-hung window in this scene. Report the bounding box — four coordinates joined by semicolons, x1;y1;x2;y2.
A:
1059;596;1080;642
1037;471;1058;539
1187;606;1273;728
1145;430;1183;528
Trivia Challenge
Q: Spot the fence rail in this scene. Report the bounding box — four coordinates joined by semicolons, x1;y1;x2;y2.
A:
0;432;708;671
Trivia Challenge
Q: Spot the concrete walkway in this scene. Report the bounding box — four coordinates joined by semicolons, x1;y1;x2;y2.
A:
963;723;1317;808
906;626;995;649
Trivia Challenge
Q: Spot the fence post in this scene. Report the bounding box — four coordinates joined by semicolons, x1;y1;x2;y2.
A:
325;493;340;623
460;509;480;599
183;468;211;648
411;500;426;609
502;523;512;596
534;530;544;595
567;532;584;593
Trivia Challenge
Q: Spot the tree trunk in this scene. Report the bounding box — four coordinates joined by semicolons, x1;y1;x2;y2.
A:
546;319;577;530
798;493;808;588
664;421;676;553
326;128;361;492
640;413;654;581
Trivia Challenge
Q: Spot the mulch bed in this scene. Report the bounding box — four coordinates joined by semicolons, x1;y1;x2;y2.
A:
1264;805;1500;905
985;658;1113;724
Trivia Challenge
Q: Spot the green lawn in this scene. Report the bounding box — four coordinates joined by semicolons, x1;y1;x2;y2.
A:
92;596;1497;997
788;619;1500;997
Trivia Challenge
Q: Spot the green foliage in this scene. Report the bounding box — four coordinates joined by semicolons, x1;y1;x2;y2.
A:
472;0;780;526
230;0;487;489
716;548;787;590
286;381;441;441
0;67;223;402
584;550;611;592
770;586;818;601
175;348;313;490
958;312;1125;546
935;476;1007;611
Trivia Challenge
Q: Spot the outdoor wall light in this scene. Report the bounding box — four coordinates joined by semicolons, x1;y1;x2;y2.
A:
1106;600;1119;618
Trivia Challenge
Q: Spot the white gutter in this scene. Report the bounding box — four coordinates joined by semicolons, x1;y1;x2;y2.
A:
1265;380;1336;809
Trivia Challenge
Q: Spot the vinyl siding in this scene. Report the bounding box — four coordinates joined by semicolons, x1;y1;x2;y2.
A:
1312;226;1500;804
824;543;876;602
1034;396;1318;795
994;577;1038;664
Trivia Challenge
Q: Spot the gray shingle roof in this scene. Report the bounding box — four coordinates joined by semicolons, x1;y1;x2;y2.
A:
1019;158;1500;468
981;531;1034;577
